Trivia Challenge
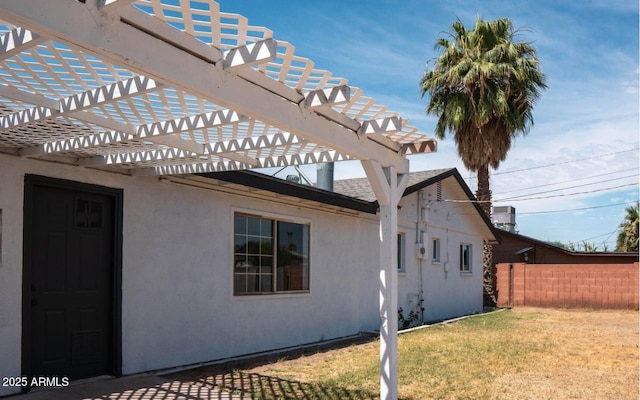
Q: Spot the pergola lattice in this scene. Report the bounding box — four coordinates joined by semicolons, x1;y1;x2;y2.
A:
0;1;437;398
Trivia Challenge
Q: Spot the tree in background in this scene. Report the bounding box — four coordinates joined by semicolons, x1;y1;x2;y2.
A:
420;18;547;305
616;203;639;252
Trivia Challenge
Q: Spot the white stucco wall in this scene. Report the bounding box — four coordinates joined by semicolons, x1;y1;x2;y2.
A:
0;153;489;396
396;177;486;324
0;153;381;396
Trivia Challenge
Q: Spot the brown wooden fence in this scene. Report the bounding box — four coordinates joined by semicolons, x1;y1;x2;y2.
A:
496;262;639;309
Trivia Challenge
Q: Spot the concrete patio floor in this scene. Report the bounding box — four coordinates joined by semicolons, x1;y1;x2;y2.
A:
11;374;244;400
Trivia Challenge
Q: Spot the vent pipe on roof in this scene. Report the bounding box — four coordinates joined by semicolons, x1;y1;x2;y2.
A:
316;162;334;191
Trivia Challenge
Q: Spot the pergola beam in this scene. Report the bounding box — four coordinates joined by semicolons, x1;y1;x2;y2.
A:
97;0;138;14
0;84;59;109
134;160;255;176
0;27;44;60
223;39;277;70
136;109;246;138
142;135;204;155
203;131;304;155
0;75;161;130
74;131;305;168
0;0;409;170
77;148;197;166
133;149;354;176
304;85;350;108
118;6;222;63
19;130;135;157
402;139;437;155
358;117;402;136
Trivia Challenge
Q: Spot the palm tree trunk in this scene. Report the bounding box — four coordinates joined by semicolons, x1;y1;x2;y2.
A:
476;164;491;217
476;164;497;307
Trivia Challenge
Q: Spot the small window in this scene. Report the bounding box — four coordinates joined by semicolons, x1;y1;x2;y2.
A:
234;213;310;295
432;237;440;263
397;233;406;272
460;243;472;273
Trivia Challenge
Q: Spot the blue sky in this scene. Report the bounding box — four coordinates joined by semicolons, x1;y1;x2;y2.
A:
218;1;639;250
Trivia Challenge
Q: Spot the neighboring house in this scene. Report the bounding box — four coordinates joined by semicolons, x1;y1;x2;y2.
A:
493;229;639;265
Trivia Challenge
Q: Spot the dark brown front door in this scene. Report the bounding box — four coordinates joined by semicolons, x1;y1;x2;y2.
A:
24;177;120;381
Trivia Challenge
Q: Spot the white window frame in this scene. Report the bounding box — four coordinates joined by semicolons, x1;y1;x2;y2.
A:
431;237;440;263
233;209;311;296
460;243;472;273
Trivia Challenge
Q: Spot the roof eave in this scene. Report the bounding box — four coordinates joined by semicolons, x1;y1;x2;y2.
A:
200;170;378;214
401;168;502;243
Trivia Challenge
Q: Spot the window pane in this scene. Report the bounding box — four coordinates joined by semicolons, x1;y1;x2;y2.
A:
234;234;247;253
432;238;440;261
246;255;259;270
460;244;471;272
260;239;273;255
397;233;405;270
247;273;259;292
234;214;274;295
234;254;248;273
247;217;260;236
246;237;261;254
260;256;273;273
234;215;247;234
260;219;272;236
234;274;247;294
261;275;272;292
277;221;309;291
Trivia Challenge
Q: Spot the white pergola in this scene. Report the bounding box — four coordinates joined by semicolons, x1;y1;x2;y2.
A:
0;1;436;398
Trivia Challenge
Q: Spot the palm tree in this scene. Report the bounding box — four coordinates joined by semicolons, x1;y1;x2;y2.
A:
616;203;639;252
420;18;547;305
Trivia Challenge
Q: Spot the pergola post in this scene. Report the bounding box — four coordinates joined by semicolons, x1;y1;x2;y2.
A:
362;159;409;400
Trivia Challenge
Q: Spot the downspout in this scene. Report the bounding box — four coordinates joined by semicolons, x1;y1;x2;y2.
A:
416;190;426;324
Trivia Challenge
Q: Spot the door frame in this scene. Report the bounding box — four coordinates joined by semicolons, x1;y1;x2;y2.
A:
22;174;123;386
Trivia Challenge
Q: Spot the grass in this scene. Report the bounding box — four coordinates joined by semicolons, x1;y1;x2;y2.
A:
167;308;639;400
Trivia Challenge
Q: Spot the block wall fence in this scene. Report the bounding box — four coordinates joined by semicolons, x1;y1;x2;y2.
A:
495;262;639;309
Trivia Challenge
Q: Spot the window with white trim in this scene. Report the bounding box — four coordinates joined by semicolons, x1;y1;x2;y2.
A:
432;237;440;263
397;232;406;272
460;243;472;273
234;213;310;295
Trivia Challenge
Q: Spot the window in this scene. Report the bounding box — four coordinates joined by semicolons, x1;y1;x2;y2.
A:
460;243;472;273
432;237;440;263
234;213;309;295
397;233;406;272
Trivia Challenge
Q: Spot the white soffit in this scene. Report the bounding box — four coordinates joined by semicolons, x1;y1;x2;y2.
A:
0;0;436;176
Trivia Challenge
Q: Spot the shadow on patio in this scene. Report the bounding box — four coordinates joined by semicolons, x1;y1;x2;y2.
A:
188;370;378;400
161;335;386;400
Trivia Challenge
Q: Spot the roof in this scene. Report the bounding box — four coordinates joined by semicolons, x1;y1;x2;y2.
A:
497;229;639;258
207;170;378;214
209;168;501;242
334;168;453;202
335;168;501;242
0;1;436;177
